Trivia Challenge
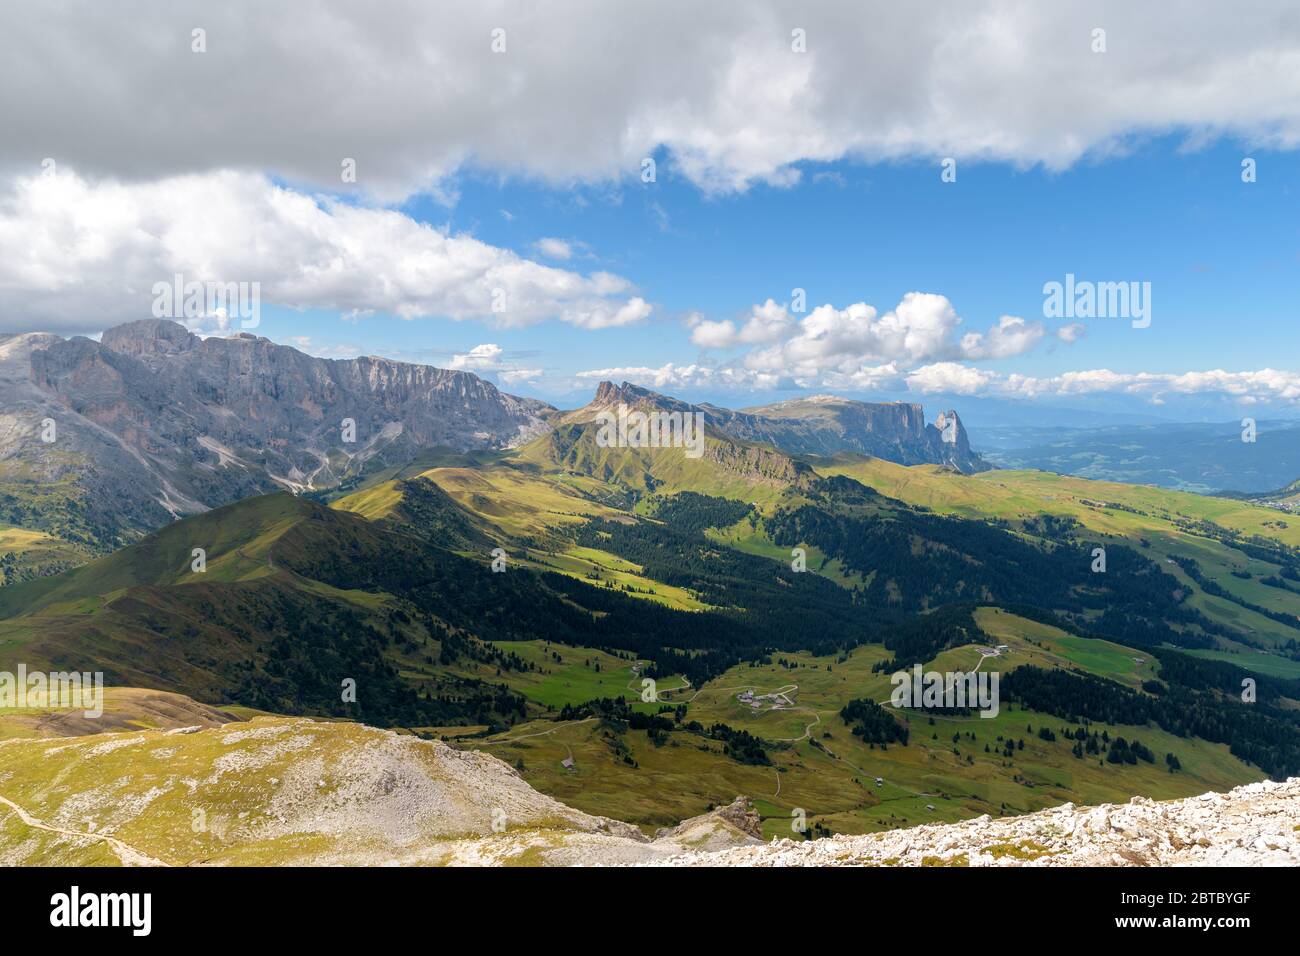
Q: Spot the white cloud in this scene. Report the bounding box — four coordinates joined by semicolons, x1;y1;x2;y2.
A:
576;363;780;391
178;311;240;338
689;299;796;349
0;170;651;333
911;365;1300;404
449;342;542;386
905;362;1001;396
737;299;797;345
726;294;1051;380
573;297;653;330
690;319;739;349
1057;323;1087;344
499;367;543;386
449;343;506;371
5;2;1300;198
533;237;573;260
823;362;908;392
960;315;1046;360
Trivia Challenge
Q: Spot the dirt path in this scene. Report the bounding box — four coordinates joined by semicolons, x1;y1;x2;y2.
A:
490;717;596;744
0;793;169;867
625;664;692;701
771;706;822;743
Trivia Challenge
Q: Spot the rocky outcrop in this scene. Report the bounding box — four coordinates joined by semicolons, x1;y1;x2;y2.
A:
743;395;986;472
0;717;762;866
653;797;763;848
653;778;1300;867
571;383;987;473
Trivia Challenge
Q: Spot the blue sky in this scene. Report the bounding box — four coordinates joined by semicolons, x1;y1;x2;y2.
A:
244;137;1299;415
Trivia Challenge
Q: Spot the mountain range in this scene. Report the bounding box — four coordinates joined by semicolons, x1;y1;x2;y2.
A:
0;320;984;560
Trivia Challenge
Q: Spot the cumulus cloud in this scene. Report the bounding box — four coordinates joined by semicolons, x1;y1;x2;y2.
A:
960;315;1047;360
449;343;506;371
698;293;1054;379
822;363;909;392
687;301;794;350
448;343;542;386
690;320;741;349
0;170;651;333
904;363;1004;395
4;2;1300;198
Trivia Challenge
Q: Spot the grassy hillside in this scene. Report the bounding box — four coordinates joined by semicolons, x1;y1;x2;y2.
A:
0;455;139;552
2;436;1298;853
477;611;1264;838
0;525;88;585
818;458;1300;666
0;686;239;741
512;422;810;505
0;494;557;729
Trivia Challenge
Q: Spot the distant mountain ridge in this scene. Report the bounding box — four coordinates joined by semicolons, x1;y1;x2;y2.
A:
742;394;983;471
568;381;986;473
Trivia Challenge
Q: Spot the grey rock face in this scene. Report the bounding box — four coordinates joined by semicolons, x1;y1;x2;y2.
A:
741;395;985;471
576;382;987;472
2;320;553;546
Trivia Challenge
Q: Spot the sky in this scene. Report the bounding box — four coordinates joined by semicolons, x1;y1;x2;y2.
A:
1;0;1299;422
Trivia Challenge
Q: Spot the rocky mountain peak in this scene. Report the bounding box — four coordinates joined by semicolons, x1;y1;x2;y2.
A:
100;319;199;366
574;381;699;422
591;380;668;408
932;409;974;459
3;321;556;547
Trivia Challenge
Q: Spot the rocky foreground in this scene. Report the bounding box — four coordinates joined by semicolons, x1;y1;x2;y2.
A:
0;714;1295;866
0;716;765;866
656;778;1300;867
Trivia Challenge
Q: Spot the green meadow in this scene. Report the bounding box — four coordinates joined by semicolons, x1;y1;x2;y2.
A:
474;610;1262;838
